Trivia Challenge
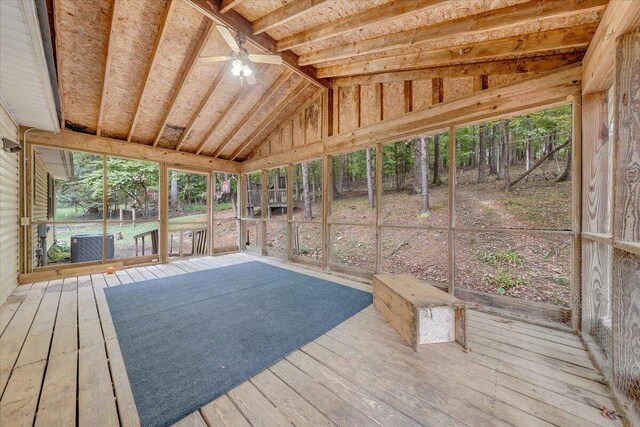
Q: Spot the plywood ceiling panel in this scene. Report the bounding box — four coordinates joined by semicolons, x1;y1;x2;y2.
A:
100;0;168;140
130;0;205;144
57;0;113;133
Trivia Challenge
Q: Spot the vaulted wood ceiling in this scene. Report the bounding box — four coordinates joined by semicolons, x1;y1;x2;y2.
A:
52;0;607;161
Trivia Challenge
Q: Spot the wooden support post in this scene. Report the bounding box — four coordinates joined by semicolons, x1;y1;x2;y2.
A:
239;173;247;251
25;140;33;273
159;164;169;263
261;169;268;256
449;125;456;294
571;97;583;330
209;172;215;255
286;164;294;262
375;144;383;274
322;155;331;271
102;156;108;263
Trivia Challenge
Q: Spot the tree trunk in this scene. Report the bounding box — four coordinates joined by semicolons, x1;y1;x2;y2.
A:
338;155;346;193
413;139;422;192
490;124;499;175
170;171;178;208
432;134;443;185
477;124;487;182
471;133;477;167
557;143;572;182
311;162;317;204
366;148;374;209
500;120;511;189
332;160;340;198
301;162;312;219
420;136;430;213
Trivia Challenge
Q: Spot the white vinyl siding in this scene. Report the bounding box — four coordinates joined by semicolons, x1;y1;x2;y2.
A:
0;102;20;303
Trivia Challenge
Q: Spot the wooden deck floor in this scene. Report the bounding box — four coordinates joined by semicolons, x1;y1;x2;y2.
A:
0;254;622;427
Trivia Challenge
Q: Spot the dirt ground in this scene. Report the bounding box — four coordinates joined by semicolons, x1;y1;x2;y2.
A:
240;161;572;308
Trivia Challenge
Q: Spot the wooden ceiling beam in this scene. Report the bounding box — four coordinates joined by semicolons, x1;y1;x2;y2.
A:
96;0;119;136
185;0;329;89
175;63;230;151
299;0;608;66
317;23;598;78
331;53;585;87
582;0;640;94
127;0;175;142
252;0;328;35
152;20;215;147
232;80;311;161
242;64;582;172
275;0;448;52
220;0;245;14
26;128;241;173
215;69;294;157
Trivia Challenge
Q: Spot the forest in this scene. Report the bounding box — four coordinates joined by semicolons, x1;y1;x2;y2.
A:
264;105;573;307
46;105;573;306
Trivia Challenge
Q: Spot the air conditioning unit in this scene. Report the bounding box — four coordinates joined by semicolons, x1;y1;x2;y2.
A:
70;234;114;263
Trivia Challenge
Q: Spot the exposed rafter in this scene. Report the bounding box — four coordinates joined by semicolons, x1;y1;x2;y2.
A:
232;80;311;161
127;0;176;142
96;0;119;136
175;63;230;151
298;0;608;66
185;0;329;89
215;69;294;157
331;53;585;87
252;0;328;35
220;0;245;14
152;20;215;147
582;0;640;93
317;23;598;78
275;0;448;52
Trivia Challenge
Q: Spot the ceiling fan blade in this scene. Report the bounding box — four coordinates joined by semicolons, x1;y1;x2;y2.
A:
217;25;240;52
245;72;257;86
248;54;283;65
198;55;232;63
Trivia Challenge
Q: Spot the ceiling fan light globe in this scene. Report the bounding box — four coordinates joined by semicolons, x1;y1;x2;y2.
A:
242;65;252;76
231;60;243;76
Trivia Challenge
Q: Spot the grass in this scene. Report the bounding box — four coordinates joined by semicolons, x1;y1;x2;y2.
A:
480;249;524;267
483;269;527;295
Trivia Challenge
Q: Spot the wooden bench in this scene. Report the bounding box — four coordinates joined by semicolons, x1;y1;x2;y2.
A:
373;274;467;351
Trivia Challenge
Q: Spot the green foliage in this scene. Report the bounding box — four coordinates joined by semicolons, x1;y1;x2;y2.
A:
55;152;104;217
480;249;524;267
454;104;572;168
213;202;233;211
47;244;70;263
483;269;526;294
553;276;570;287
107;157;159;209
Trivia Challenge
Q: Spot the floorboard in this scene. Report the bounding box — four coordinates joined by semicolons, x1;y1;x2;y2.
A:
0;253;621;426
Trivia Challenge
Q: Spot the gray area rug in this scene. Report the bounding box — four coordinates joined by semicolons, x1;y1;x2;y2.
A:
104;261;372;427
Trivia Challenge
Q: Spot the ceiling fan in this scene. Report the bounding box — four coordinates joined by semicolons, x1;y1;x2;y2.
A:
199;25;283;85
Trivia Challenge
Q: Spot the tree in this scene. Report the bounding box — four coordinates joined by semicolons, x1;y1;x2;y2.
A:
170;171;178;208
366;148;374;209
412;139;421;192
477;124;488;182
420;136;430;213
301;162;313;220
433;134;444;185
490;123;499;176
557;143;572;182
500;119;511;189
